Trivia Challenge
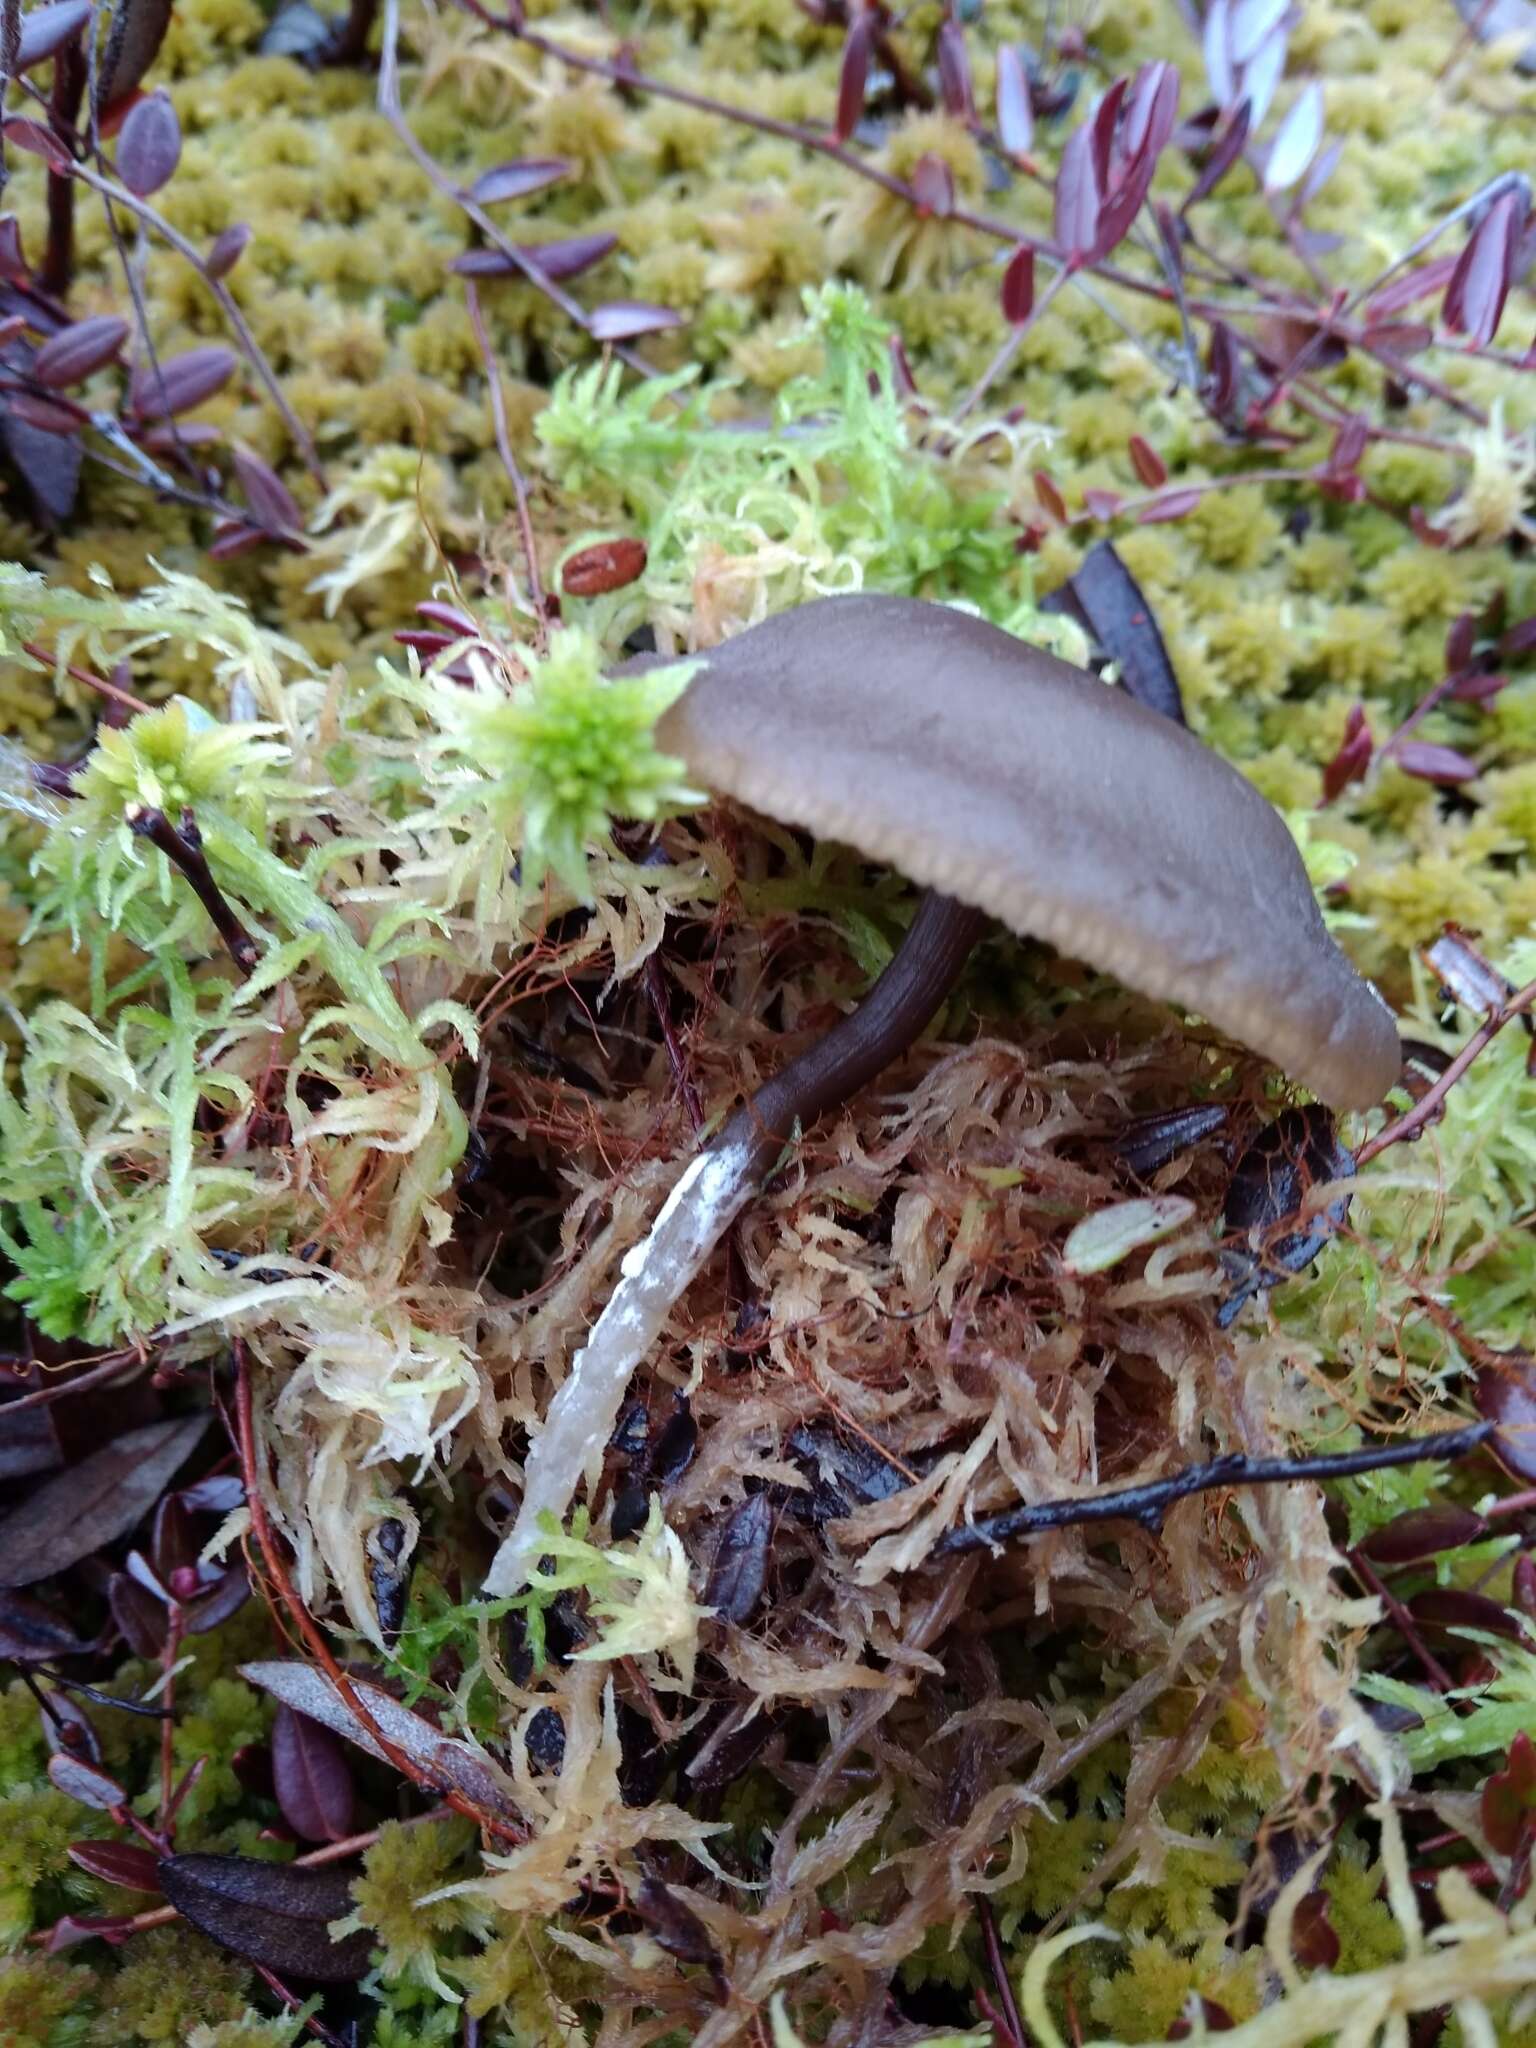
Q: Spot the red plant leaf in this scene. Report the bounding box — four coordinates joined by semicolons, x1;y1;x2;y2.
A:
46;1913;138;1951
1366;254;1459;320
1395;740;1480;784
67;1840;163;1892
31;316;128;389
1321;703;1372;804
0;1414;207;1589
108;1570;168;1658
232;446;301;535
1000;244;1035;324
128;345;237;419
205;223;251;281
1206;321;1242;414
1129;435;1168;488
1330;416;1369;476
1358;1505;1487;1565
452;233;619;285
1290;1890;1341;1970
6;390;81;435
47;1752;126;1811
1476;1350;1536;1482
466;158;571;206
1088;76;1129;197
561;536;647;597
1409;1587;1525;1639
1444;189;1525;346
0;216;27;283
589;301;685;342
206;520;266;561
15;0;92;71
1138;488;1204;523
1231;0;1289;64
1182;102;1250;216
910;153;954;217
271;1704;356;1844
3;118;72;171
182;1561;249;1635
1503;616;1536;658
835;10;874;143
936;18;974;125
1054;120;1101;261
995;45;1034;158
157;1855;374;1982
1033;470;1067;523
1083;487;1123;520
116;90;181;197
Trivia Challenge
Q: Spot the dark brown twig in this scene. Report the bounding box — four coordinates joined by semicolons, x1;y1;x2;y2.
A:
934;1420;1494;1557
125;804;261;975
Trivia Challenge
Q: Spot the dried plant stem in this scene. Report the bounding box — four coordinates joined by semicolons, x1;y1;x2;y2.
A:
463;277;546;638
1357;976;1536;1166
1347;1547;1459;1693
955;264;1068;421
126;804;261;976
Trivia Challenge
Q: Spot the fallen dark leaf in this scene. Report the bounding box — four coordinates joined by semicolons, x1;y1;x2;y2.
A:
1218;1106;1355;1326
684;1702;782;1791
157;1854;373;1982
1111;1104;1228;1179
561;537;646;597
47;1752;125;1811
0;1589;87;1663
466;158;571;206
31;316;129;389
1041;538;1186;724
67;1840;162;1892
240;1660;519;1820
787;1421;910;1523
116;90;181;197
0;1413;207;1588
636;1875;724;1995
1358;1505;1487;1566
368;1519;411;1647
271;1704;356;1844
704;1493;772;1626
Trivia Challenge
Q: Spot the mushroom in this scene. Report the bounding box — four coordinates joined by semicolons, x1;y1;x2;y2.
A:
482;594;1400;1593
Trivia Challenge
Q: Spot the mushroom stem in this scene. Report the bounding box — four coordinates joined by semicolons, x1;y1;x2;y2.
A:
483;889;984;1594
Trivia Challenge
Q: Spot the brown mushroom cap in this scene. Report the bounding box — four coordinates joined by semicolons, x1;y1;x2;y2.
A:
650;593;1400;1111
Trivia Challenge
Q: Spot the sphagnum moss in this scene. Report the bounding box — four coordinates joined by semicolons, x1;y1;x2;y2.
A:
1;0;1535;2040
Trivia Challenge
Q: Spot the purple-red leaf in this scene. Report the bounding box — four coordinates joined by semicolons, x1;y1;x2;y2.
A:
996;45;1034;158
31;315;129;389
1321;703;1372;804
1290;1890;1341;1970
206;520;267;561
835;11;874;144
1476;1350;1536;1482
465;157;571;206
157;1854;374;1982
151;1491;197;1584
108;1570;168;1657
1367;254;1459;320
1239;25;1287;128
1484;1730;1536;1855
204;223;251;281
1230;0;1289;64
936;18;974;125
1033;469;1067;523
0;216;27;283
128;346;237;419
67;1840;163;1892
0;1590;87;1664
116;90;181;197
0;1414;207;1589
46;1913;137;1951
1001;244;1035;324
182;1561;249;1635
1358;1505;1487;1566
1128;434;1167;488
704;1492;772;1626
15;0;92;71
910;152;954;218
1444;189;1526;346
508;231;617;282
1054;120;1101;261
1182;102;1250;215
179;1474;245;1515
271;1704;356;1844
1043;539;1186;724
1330;415;1369;476
5;390;81;435
232;445;301;534
1395;740;1480;784
1206;321;1242;414
3;117;72;171
588;301;685;342
1138;487;1204;523
1409;1587;1526;1640
47;1753;125;1811
561;536;647;597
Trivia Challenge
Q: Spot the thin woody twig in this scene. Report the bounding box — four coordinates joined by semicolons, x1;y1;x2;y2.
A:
934;1419;1494;1557
463;277;546;638
126;804;262;975
1357;976;1536;1167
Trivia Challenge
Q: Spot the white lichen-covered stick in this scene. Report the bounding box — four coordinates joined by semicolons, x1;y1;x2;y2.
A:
483;595;1403;1594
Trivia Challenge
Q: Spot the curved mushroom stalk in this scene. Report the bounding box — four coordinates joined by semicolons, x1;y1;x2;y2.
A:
483;595;1401;1594
483;890;983;1595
